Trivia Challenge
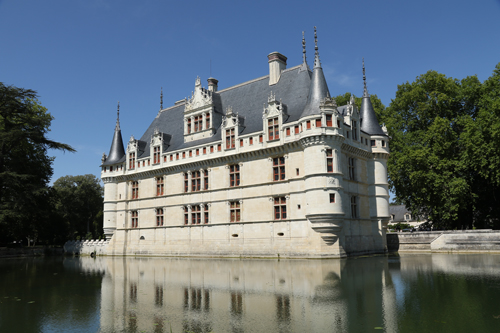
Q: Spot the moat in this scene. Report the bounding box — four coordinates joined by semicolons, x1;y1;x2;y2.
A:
1;253;500;332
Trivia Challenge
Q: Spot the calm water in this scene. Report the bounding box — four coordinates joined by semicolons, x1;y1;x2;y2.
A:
1;254;500;333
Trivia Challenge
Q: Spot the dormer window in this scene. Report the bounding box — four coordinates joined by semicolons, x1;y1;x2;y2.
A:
153;147;160;164
268;117;279;141
184;77;219;142
226;129;235;149
129;152;135;169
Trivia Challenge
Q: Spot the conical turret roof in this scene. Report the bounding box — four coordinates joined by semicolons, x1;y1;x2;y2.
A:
300;27;330;118
360;60;385;136
104;103;126;165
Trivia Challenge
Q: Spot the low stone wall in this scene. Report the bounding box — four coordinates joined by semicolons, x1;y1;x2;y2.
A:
63;240;110;256
387;230;500;253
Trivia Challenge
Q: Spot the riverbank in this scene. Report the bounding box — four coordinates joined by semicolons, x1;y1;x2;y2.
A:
387;229;500;253
0;246;64;258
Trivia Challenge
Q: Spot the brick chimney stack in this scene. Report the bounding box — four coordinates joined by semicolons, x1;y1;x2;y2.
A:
268;52;287;85
207;77;218;92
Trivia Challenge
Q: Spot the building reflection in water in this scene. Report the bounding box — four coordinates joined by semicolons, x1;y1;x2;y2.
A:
81;254;500;333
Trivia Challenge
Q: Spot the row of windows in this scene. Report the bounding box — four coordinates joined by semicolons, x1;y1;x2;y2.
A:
129;153;356;200
187;113;211;134
128;194;360;228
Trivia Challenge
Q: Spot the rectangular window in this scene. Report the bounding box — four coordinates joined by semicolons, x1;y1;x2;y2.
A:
196;149;199;156
371;140;376;147
182;152;186;158
274;197;287;220
176;153;179;160
326;149;333;173
337;120;341;128
189;150;192;157
204;170;209;190
230;164;240;187
352;120;358;140
239;139;243;147
194;115;202;132
187;118;191;134
217;144;221;151
273;157;285;181
156;177;164;196
326;115;332;127
259;135;263;143
294;125;299;134
148;159;150;166
184;206;189;225
230;201;240;222
203;147;206;154
184;173;189;193
164;156;167;162
286;128;290;136
382;140;386;147
206;113;210;128
192;171;201;192
210;146;214;153
156;208;164;226
268;117;279;140
131;211;138;228
346;131;350;139
351;196;358;218
131;181;139;199
226;129;235;149
204;204;209;224
315;119;322;127
306;120;311;129
170;155;173;161
249;137;253;145
348;157;356;181
330;193;335;203
129;152;135;169
192;205;201;225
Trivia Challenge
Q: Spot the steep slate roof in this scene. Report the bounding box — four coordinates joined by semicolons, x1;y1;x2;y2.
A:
102;107;126;166
136;64;312;159
360;60;385;136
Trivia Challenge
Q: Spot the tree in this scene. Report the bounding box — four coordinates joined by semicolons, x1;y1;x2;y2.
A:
52;174;104;240
0;83;75;244
384;66;500;229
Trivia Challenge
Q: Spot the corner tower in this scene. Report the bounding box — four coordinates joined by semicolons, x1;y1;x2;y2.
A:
101;102;125;240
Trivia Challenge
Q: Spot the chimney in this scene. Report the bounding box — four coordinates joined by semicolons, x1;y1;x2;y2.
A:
207;77;218;92
268;52;287;85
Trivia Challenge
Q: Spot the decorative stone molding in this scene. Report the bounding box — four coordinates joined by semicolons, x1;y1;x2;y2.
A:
341;143;373;159
185;77;213;112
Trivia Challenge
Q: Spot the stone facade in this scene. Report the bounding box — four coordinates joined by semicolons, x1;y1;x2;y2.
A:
100;30;390;258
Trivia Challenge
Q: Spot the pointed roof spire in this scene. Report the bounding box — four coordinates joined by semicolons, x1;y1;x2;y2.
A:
360;59;385;136
115;101;121;130
299;31;311;73
313;26;321;69
104;101;126;165
363;58;368;97
300;26;330;118
160;87;163;110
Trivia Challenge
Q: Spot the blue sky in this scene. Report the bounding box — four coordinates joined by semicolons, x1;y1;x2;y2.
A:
1;0;499;185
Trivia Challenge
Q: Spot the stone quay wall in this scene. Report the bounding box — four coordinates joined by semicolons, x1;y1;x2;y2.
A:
63;240;110;256
387;230;500;253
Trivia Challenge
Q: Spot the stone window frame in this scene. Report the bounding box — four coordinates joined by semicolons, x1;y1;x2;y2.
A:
273;156;286;182
273;196;287;220
156;208;164;226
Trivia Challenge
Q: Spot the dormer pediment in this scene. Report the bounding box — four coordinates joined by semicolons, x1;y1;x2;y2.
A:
185;76;213;114
150;128;172;148
263;91;287;119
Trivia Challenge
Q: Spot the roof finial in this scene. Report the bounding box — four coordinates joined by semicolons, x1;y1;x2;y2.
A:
160;87;163;110
363;58;369;97
302;31;307;63
313;26;321;68
115;101;121;130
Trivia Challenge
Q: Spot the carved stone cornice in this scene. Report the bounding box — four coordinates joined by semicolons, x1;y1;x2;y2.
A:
372;152;390;160
299;134;343;148
341;143;373;159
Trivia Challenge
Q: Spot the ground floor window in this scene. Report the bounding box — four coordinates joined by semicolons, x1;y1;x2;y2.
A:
274;197;287;220
131;211;138;228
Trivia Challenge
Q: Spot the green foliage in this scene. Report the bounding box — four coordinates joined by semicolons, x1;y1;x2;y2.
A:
52;174;104;240
384;65;500;229
0;83;75;244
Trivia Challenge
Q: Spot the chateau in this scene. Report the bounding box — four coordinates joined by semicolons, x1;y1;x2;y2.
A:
100;29;390;258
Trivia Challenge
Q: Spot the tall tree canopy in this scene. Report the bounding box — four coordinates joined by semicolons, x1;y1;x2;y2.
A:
0;83;75;244
383;64;500;229
52;174;103;240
